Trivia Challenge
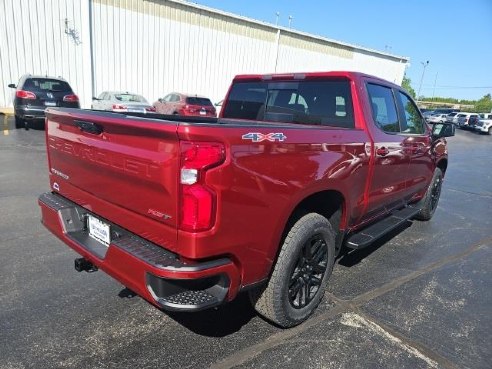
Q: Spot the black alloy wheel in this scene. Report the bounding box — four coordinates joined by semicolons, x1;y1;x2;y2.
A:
288;234;328;309
429;175;442;213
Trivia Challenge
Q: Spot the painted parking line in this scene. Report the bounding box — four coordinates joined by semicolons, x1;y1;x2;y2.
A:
2;114;9;135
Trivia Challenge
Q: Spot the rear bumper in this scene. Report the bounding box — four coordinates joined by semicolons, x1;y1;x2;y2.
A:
38;192;241;311
15;106;46;120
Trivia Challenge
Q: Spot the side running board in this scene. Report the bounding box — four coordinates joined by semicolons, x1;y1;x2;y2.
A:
346;206;421;250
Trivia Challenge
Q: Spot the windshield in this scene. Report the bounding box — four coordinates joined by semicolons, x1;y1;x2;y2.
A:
222;79;354;128
114;94;147;103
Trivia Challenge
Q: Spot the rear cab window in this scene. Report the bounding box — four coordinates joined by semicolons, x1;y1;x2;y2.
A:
222;78;355;128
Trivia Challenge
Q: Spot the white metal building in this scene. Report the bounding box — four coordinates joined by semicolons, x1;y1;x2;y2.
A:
0;0;409;109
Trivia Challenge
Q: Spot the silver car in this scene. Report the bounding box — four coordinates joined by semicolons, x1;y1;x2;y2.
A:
92;91;155;113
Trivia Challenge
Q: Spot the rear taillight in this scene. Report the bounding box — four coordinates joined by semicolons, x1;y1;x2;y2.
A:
112;104;127;110
16;90;36;99
179;141;225;232
146;106;156;112
63;94;79;102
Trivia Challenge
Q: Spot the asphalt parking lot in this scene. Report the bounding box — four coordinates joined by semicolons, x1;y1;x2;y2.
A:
1;115;491;369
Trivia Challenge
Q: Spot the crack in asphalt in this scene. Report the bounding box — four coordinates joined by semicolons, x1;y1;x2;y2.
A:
209;236;492;369
447;187;492;199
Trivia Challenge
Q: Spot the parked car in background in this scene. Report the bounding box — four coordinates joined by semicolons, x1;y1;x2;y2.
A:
479;113;492;120
474;118;492;135
423;110;435;121
453;113;467;125
467;115;480;130
432;108;459;115
8;74;80;129
427;113;448;124
445;112;459;123
92;91;155;113
457;113;480;129
153;93;216;117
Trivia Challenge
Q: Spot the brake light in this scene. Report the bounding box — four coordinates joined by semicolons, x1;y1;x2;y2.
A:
63;94;79;102
179;141;225;232
112;104;127;110
16;90;36;99
146;106;156;112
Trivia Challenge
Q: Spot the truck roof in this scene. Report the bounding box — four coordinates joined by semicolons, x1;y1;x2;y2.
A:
232;71;396;86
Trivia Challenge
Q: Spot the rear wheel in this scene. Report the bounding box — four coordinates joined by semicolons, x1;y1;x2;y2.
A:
249;213;336;328
415;168;443;221
14;115;25;129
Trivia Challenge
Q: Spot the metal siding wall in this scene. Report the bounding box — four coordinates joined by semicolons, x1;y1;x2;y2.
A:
0;0;407;107
0;0;92;108
91;0;278;104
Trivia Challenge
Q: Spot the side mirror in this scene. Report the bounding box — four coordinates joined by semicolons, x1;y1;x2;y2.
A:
8;84;16;88
158;98;163;103
432;122;455;139
92;97;99;101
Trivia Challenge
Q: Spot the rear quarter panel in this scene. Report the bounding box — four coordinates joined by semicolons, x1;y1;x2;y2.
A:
178;122;371;286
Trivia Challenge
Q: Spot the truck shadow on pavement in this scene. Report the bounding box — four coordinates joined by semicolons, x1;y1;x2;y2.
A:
117;288;257;337
165;293;257;337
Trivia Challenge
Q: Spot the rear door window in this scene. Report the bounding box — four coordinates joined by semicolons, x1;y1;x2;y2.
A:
367;83;400;133
222;79;354;128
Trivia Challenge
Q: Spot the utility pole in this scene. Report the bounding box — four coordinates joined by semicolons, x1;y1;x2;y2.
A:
417;60;429;99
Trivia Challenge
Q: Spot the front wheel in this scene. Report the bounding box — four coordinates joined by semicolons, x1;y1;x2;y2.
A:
415;168;443;221
249;213;336;328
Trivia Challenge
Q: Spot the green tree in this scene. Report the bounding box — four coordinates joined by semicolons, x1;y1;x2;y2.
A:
475;94;492;113
401;75;416;99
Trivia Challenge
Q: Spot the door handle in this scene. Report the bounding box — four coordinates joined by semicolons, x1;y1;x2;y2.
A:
376;147;389;156
75;120;103;135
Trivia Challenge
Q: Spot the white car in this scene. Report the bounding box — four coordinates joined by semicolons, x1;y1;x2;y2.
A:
457;113;480;128
92;91;155;113
427;113;448;124
453;112;468;125
445;112;459;123
474;118;492;135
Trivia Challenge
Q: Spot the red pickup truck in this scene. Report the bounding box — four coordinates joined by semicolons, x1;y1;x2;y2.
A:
38;72;454;327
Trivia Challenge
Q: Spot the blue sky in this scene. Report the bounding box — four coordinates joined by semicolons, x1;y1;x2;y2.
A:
193;0;492;101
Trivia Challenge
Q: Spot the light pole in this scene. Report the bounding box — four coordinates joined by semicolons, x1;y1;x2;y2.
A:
275;12;280;26
417;60;429;99
288;15;293;28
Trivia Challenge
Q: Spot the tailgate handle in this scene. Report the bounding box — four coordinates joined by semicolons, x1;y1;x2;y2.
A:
75;120;103;135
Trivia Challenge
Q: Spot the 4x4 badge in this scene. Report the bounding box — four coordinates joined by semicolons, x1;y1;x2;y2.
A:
242;132;286;142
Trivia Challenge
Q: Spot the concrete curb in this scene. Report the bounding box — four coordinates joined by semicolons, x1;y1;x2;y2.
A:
0;107;14;116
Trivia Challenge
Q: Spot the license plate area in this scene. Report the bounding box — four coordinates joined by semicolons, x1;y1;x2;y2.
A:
44;101;57;106
87;214;111;246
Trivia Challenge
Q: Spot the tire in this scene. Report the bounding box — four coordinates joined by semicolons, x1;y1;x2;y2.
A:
488;127;492;135
14;115;25;129
249;213;336;328
415;168;443;221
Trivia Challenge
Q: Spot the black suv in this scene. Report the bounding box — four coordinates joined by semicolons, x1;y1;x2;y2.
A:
8;75;80;129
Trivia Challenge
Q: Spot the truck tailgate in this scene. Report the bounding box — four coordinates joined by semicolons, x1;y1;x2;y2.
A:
45;108;179;250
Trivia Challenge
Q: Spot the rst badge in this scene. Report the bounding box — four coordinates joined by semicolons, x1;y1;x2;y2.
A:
242;132;287;142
